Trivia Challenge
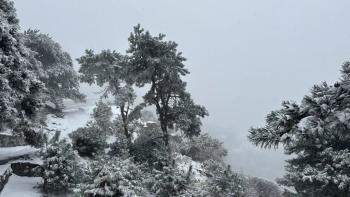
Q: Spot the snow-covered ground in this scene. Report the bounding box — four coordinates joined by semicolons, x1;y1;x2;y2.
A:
0;146;38;161
0;146;42;197
47;97;119;139
0;175;42;197
46;101;96;138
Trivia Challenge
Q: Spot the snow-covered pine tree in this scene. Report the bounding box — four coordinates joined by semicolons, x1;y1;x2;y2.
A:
248;62;350;196
92;99;113;134
0;0;44;140
78;50;144;147
23;29;85;113
43;136;81;194
127;24;208;155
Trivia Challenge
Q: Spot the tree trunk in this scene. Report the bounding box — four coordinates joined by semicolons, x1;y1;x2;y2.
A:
160;121;172;165
119;106;132;149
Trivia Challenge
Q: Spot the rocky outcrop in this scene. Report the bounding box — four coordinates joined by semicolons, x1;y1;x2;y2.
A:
0;162;43;194
11;162;44;177
0;168;12;192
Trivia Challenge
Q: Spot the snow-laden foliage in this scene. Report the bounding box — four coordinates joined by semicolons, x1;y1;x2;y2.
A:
78;49;144;147
23;29;85;112
130;123;168;169
43;137;82;194
249;62;350;196
12;120;46;147
92;99;113;134
109;131;129;157
175;133;228;162
78;25;208;156
147;165;190;197
127;25;208;149
80;157;147;197
0;0;43;134
202;159;246;197
69;122;107;157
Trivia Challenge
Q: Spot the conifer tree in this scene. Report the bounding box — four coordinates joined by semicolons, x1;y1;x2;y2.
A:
248;62;350;196
127;25;208;154
23;29;85;113
0;0;43;135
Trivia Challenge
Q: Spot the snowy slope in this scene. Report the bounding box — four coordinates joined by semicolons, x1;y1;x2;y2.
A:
46;102;95;138
0;175;42;197
0;146;38;161
46;97;120;139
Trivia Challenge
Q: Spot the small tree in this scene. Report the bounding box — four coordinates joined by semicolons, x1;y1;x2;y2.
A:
248;62;350;196
43;136;81;194
92;99;113;133
78;50;143;147
23;29;85;113
127;25;208;155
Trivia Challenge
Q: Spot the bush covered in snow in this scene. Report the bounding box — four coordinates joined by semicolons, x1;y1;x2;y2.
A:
202;159;246;196
79;156;147;197
130;123;168;169
176;133;228;162
146;165;190;197
70;123;107;157
43;138;82;194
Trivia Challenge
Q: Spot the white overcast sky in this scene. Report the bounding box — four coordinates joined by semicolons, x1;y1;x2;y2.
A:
14;0;350;179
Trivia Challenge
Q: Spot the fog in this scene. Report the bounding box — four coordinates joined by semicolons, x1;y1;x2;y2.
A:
15;0;350;180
